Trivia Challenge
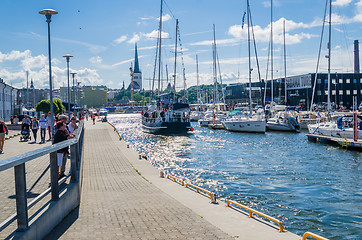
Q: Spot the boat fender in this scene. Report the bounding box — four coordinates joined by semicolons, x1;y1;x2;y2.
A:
190;127;194;131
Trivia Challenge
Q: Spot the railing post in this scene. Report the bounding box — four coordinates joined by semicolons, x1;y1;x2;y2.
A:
14;163;28;231
50;152;59;200
70;144;77;183
75;140;80;170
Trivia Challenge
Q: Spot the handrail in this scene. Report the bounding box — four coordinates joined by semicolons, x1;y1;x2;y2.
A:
302;232;329;240
226;200;285;232
0;121;84;172
0;121;84;232
185;182;213;199
166;174;184;186
107;122;122;140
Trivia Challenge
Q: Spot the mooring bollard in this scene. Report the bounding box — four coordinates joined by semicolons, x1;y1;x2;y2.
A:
127;144;129;148
139;155;142;160
160;171;164;178
210;193;217;204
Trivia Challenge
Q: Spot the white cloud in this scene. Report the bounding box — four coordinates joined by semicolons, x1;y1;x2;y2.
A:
21;54;47;70
333;0;353;6
89;56;103;64
0;50;31;62
114;35;127;44
157;14;172;22
128;33;141;43
144;30;170;39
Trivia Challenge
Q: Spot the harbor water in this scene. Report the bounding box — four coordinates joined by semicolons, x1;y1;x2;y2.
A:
109;114;361;240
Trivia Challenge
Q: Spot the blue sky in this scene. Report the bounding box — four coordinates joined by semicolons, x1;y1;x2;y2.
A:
0;0;361;90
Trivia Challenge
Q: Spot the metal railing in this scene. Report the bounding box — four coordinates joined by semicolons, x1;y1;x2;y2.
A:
185;183;214;200
166;174;184;186
0;121;84;232
166;174;216;203
302;232;329;240
226;200;285;232
107;122;122;140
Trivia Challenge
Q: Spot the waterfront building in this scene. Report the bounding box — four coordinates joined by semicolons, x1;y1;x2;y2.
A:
18;80;48;109
0;78;18;121
224;72;362;109
82;85;108;108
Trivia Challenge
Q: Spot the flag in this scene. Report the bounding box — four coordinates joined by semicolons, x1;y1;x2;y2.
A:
242;12;246;29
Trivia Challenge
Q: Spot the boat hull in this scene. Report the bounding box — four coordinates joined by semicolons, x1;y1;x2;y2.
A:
222;120;266;133
142;121;191;134
266;123;301;132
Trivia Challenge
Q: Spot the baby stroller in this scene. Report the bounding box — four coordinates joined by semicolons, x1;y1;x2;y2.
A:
20;123;31;141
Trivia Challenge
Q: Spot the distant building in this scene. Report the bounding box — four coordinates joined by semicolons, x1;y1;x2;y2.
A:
18;79;48;109
128;43;142;91
224;72;362;109
82;85;108;108
107;90;119;100
0;78;18;121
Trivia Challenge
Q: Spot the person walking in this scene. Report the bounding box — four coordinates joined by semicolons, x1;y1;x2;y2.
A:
31;116;39;143
13;115;19;125
39;114;47;143
53;121;72;179
0;121;8;153
46;112;52;140
92;114;96;125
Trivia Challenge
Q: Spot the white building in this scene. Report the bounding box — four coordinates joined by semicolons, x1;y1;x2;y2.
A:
0;79;18;122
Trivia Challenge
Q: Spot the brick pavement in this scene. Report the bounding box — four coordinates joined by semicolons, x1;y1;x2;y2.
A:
45;121;233;239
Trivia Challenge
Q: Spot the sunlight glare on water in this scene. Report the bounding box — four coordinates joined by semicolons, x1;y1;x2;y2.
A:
109;113;361;240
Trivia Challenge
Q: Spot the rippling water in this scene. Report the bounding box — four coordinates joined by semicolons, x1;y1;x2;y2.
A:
109;114;361;240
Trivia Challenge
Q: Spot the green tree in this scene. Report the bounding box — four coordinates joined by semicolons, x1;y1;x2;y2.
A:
35;99;61;114
53;98;65;114
36;100;50;113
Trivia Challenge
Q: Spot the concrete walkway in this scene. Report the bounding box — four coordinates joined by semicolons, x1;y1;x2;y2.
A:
45;120;300;240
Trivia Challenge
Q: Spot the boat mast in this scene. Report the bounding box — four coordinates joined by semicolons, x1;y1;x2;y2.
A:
212;24;218;109
327;0;332;112
247;0;252;115
173;19;178;93
157;0;163;96
283;19;287;105
271;0;274;107
196;54;200;109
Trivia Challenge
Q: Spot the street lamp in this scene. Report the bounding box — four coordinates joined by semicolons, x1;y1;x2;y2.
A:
63;54;73;117
77;81;81;106
71;72;77;104
39;8;58;139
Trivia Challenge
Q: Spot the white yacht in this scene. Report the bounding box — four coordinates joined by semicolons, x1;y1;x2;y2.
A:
267;112;301;132
222;115;266;133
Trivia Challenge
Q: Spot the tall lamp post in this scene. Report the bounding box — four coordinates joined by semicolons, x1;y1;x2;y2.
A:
63;54;73;117
71;72;77;104
39;9;58;140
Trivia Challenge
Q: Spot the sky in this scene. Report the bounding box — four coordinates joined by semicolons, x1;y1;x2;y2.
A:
0;0;362;91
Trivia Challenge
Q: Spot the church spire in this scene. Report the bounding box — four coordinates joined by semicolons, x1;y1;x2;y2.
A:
134;43;141;73
30;79;34;89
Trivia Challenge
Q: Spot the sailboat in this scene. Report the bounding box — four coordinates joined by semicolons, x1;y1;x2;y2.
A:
222;0;266;133
141;1;191;134
266;18;301;132
307;0;361;140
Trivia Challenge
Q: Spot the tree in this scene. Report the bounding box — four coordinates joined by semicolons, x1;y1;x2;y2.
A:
35;99;62;114
53;98;65;114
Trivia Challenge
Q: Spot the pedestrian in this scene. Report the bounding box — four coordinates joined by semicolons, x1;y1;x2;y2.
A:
68;116;78;134
22;115;31;125
10;116;14;124
53;121;72;179
46;112;52;140
92;114;96;125
86;111;89;121
31;116;39;142
0;121;8;153
39;114;47;143
13;115;19;125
